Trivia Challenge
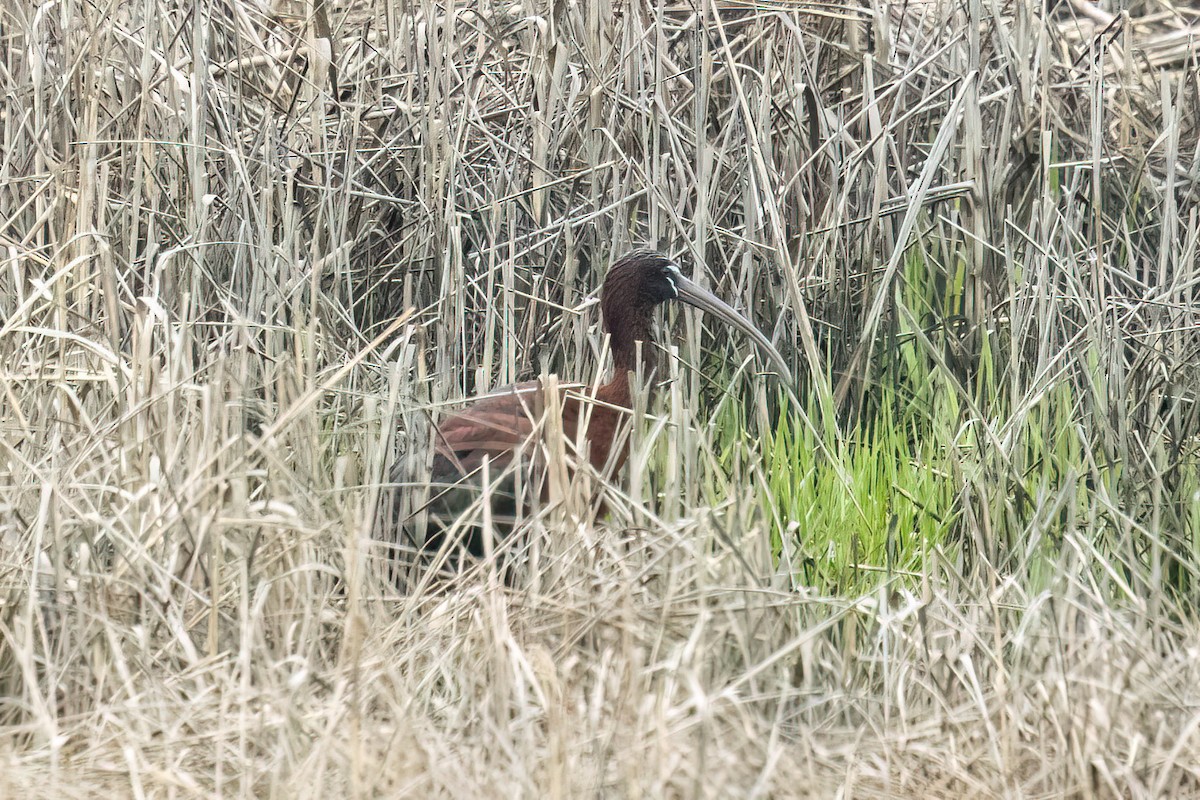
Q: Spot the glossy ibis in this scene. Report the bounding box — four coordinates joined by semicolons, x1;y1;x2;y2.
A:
397;248;791;565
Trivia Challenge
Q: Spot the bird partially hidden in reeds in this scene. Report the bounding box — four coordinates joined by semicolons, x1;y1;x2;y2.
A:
390;248;792;572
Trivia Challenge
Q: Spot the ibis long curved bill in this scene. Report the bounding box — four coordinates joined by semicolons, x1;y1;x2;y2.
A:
671;271;794;385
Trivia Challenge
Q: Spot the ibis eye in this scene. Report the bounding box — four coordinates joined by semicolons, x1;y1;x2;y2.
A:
664;263;684;294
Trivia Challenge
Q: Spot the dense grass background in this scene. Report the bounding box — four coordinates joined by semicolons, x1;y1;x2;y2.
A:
2;0;1200;795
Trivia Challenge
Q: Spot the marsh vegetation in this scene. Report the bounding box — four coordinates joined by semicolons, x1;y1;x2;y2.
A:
2;0;1199;795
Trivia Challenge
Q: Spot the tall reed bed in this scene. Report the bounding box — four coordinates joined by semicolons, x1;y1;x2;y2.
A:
1;0;1198;795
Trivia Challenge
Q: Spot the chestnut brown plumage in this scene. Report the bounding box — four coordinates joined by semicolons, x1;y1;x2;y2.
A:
404;249;791;562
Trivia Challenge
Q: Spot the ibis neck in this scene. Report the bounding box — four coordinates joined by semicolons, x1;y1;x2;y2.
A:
608;314;658;386
590;310;657;472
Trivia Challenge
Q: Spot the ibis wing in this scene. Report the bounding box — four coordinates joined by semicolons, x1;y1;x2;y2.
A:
431;381;553;479
393;379;619;558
